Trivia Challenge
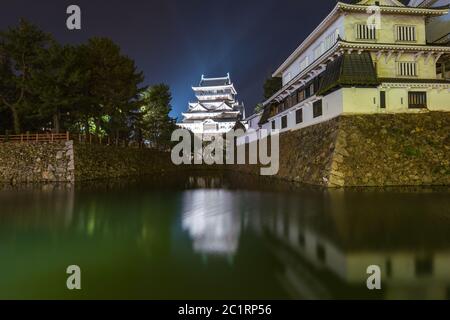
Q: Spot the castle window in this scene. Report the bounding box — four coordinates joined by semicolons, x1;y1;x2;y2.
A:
415;256;433;277
300;56;309;72
397;62;417;77
313;100;323;118
272;120;276;130
281;115;287;129
356;24;376;40
298;90;305;102
292;92;298;106
296;109;303;124
309;83;315;96
396;25;416;42
408;92;427;109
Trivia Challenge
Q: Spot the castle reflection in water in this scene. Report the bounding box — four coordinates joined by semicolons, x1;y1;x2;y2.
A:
1;175;450;299
179;176;450;300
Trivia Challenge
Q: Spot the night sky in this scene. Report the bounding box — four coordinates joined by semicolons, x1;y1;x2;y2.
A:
0;0;335;120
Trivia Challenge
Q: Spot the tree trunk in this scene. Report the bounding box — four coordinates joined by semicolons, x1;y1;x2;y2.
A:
9;105;20;134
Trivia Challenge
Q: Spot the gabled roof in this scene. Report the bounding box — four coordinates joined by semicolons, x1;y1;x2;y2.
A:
188;103;208;112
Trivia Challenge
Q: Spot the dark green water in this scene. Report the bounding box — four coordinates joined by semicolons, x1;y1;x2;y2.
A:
0;173;450;300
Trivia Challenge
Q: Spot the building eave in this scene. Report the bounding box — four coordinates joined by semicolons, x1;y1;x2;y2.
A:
192;84;237;94
272;3;341;78
264;40;450;107
340;40;450;52
339;2;449;15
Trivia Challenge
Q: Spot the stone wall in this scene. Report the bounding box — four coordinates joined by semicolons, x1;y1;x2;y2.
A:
1;112;449;187
0;141;176;183
232;112;450;187
73;144;175;181
0;141;74;184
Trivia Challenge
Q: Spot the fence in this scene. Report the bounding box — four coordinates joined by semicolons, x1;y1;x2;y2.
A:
0;132;70;143
0;132;145;148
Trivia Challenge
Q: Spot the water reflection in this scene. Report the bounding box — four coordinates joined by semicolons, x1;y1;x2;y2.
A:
181;189;241;256
0;175;449;299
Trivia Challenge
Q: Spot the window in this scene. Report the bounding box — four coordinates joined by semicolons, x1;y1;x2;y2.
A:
283;72;292;85
296;109;303;124
408;92;427;109
313;100;323;118
291;92;298;106
299;56;309;72
415;256;433;277
309;83;315;96
314;43;324;60
380;91;386;109
324;30;338;51
281;115;287;129
396;25;416;42
298;90;306;102
397;62;417;77
356;24;376;40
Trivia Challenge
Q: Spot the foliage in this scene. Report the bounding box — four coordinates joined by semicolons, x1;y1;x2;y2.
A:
263;77;282;100
254;103;264;114
139;84;177;150
0;20;176;149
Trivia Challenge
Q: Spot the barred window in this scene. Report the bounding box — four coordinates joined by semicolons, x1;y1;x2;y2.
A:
408;92;427;109
396;26;416;42
397;62;417;77
313;100;323;118
298;90;305;102
299;57;309;72
296;109;303;124
356;24;376;40
281;115;287;129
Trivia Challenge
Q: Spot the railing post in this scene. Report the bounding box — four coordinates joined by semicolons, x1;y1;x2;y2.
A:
51;133;54;142
66;131;69;141
36;133;38;142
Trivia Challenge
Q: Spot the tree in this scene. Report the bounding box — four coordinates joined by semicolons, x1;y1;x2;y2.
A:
0;19;51;133
263;77;282;100
30;44;91;133
83;38;144;138
139;84;177;150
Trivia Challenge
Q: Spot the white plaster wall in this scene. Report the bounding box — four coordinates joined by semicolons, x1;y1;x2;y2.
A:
428;88;450;111
282;16;345;86
342;87;380;113
344;12;427;45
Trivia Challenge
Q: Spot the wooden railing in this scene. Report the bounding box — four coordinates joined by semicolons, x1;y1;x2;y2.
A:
74;133;145;148
0;132;145;148
0;132;70;143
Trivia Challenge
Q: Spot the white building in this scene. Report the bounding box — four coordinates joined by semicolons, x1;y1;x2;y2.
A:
244;0;450;137
177;74;246;136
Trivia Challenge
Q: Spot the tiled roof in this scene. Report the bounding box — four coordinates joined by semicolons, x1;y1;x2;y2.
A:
200;77;231;87
318;52;379;95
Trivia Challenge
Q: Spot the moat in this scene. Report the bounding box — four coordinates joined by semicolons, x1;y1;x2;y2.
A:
1;172;450;300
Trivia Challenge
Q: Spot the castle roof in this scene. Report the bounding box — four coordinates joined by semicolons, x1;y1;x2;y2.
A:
199;73;231;87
